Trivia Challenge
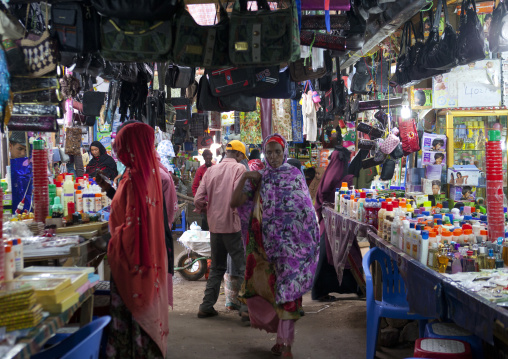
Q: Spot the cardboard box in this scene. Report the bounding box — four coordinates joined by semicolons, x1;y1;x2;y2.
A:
447;165;480;186
450;185;476;202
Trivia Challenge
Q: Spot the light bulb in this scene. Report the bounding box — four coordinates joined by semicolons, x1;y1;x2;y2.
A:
401;105;412;119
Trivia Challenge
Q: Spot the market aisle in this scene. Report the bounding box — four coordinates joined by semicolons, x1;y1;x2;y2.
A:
166;274;414;359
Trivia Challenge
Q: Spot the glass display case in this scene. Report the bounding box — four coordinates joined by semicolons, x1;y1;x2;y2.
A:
436;110;508;202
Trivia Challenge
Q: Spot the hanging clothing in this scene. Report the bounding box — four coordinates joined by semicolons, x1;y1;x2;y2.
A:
302;92;317;142
272;99;293;142
157;140;176;173
85;141;118;180
240;100;263;145
107;123;168;358
237;134;319;345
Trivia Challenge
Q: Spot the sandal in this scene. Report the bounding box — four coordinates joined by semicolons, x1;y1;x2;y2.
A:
318;295;339;302
271;344;282;356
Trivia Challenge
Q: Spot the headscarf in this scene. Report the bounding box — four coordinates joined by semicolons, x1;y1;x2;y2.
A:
85;141;118;180
108;123;168;355
258;134;319;304
157;140;175;173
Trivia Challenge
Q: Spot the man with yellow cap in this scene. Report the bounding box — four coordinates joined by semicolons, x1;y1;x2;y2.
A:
194;140;248;318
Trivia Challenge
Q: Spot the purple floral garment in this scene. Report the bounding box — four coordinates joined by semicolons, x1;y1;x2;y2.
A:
239;134;320;304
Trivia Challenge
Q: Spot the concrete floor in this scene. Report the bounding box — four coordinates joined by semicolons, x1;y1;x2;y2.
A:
168;239;415;359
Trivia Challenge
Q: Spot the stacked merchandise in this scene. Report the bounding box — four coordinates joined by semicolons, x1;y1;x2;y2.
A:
485;130;504;242
21;266;99;295
32;140;49;223
0;287;43;331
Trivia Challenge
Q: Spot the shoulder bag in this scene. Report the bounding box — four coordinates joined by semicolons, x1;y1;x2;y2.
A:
456;0;485;65
289;56;327;82
489;0;508;53
173;1;230;67
229;0;299;66
197;74;257;112
257;67;295;99
100;18;172;62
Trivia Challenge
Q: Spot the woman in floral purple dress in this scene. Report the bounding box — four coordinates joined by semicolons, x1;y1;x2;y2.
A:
231;134;319;358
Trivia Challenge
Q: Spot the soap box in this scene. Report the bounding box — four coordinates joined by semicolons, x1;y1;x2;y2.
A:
450;185;476;202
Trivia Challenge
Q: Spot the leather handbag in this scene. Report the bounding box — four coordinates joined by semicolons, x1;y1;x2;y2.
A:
419;0;457;71
8;115;59;132
12;103;61;117
379;128;400;154
456;0;485;65
166;65;195;89
489;0;508;53
257;67;295;99
229;0;300;66
374;110;388;126
399;118;420;155
357;122;384;139
358;139;376;150
83;91;106;116
289;57;327;82
51;2;100;53
100;17;172;62
173;1;230;67
197;74;257;112
331;77;347;115
20;6;58;78
380;159;396;180
91;0;178;20
390;143;404;159
394;21;418;87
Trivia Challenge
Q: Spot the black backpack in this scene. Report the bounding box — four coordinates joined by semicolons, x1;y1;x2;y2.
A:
51;2;100;53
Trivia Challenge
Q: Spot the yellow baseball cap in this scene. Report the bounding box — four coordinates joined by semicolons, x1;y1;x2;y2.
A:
226;140;246;158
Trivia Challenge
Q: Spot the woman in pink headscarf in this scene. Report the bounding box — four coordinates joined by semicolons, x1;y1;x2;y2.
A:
106;122;169;358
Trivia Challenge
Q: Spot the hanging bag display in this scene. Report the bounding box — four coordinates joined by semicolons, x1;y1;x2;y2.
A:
64;125;82;156
171;98;192;126
229;0;300;66
100;17;172;62
51;2;100;54
173;1;231;67
489;0;508;53
456;0;485;65
257;67;296;99
289;56;327;82
419;0;457;71
399;118;420;155
331;77;347;115
207;66;279;97
394;22;415;87
91;0;178;20
357;121;384;139
197;74;257;112
380;159;396;180
190;113;209;137
82;91;106;117
20;5;58;78
351;60;371;94
379;128;400;154
166;65;195;89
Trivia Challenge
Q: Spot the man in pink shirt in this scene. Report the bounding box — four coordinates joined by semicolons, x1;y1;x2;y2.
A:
192;149;214;230
194;140;247;318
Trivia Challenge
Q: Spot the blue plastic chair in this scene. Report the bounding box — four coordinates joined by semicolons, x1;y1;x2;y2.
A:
32;316;111;359
363;248;430;359
173;210;186;232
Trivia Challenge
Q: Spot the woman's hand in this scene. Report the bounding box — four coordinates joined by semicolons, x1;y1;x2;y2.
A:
96;170;112;192
243;171;262;183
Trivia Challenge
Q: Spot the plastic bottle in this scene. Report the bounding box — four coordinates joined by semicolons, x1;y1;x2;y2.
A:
340;182;348;194
358;202;365;223
95;193;102;212
487;248;496;269
437;248;449;273
391;214;401;247
52;197;64;218
4;244;14;280
11;239;23;272
413;225;422;259
419;230;429;265
85;192;95;213
463;229;475;245
427;243;439;270
401;220;410;251
48;183;57;207
76;188;83;213
406;223;415;255
453;229;463;245
378;202;387;237
334;189;340;212
452;252;463;274
62;175;75;217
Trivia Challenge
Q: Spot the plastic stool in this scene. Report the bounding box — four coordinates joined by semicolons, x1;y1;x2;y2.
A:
414;338;473;359
424;322;483;359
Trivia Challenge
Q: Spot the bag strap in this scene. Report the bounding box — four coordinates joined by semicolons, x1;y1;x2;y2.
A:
108;19;165;35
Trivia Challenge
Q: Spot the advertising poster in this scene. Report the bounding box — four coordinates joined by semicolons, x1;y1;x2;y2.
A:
422;133;447;166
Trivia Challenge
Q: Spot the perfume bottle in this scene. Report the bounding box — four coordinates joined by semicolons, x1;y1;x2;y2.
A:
437;248;449;274
487;249;496;269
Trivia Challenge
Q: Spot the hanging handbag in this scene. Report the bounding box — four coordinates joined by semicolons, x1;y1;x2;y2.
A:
489;0;508;53
456;0;485;65
1;39;26;75
351;60;372;94
374;110;389;126
207;66;279;97
201;135;214;146
394;22;415;87
83;91;106;117
12;103;61;117
51;2;100;53
100;18;172;62
190;112;209;137
171;98;192;126
358;139;376;150
257;67;296;99
357;122;384;139
91;0;178;20
145;95;158;128
331;77;347;115
197;74;257;112
229;0;300;66
390;143;404;160
420;0;457;71
173;1;230;67
300;31;349;51
166;65;195;89
380;159;396;180
20;5;58;78
8;115;58;132
289;57;327;82
379;128;400;154
399;118;420;155
64;126;82;155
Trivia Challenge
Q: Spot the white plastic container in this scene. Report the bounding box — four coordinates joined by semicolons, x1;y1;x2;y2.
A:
62;175;75;217
419;230;429;265
4;245;14;280
12;238;23;272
